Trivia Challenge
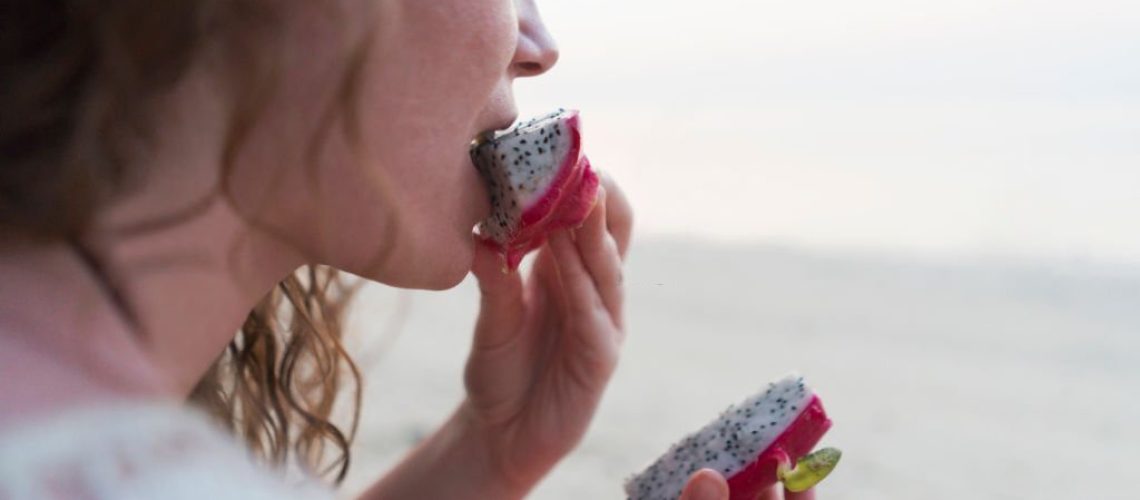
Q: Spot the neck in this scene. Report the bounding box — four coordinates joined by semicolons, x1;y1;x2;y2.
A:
0;72;306;420
0;240;168;424
94;196;306;393
0;199;304;417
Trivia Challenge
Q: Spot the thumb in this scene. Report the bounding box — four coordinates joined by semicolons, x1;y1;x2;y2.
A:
680;469;730;500
471;240;524;347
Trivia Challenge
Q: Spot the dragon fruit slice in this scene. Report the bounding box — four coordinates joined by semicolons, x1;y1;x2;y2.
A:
470;109;599;270
625;374;841;500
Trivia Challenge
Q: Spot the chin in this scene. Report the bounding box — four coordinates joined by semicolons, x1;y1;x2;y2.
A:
369;236;474;290
417;253;471;290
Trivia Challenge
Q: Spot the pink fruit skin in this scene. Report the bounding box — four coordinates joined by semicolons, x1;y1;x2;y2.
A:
480;112;600;269
726;396;832;500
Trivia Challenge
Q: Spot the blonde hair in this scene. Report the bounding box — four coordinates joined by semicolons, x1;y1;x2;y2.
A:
190;265;363;483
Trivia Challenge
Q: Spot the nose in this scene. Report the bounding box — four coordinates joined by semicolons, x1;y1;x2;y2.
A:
511;0;559;78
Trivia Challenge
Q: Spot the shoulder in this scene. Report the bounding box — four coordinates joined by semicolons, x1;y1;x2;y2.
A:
0;401;333;500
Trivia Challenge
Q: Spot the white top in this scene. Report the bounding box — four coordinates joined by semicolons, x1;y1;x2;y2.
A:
0;402;333;500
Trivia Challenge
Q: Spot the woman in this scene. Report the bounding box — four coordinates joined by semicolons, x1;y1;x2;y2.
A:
0;1;799;499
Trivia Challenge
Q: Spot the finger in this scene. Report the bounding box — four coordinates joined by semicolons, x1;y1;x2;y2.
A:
532;244;566;311
548;229;606;320
598;172;633;260
679;469;730;500
470;240;524;349
575;186;625;330
784;488;815;500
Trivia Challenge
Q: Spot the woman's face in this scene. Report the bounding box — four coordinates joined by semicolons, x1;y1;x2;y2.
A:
231;0;558;289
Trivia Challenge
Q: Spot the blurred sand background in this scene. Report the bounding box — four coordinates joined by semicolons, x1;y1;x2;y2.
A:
343;1;1138;498
341;239;1140;499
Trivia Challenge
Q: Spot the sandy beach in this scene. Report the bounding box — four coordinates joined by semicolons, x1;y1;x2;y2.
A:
341;237;1140;499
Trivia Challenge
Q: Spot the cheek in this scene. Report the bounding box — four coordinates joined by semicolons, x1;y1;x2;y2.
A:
365;0;516;123
314;148;476;289
329;0;515;285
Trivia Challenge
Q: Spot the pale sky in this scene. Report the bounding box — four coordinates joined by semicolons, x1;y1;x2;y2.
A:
514;0;1140;266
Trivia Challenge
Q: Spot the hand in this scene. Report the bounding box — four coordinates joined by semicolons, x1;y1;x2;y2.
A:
680;470;817;500
463;175;633;495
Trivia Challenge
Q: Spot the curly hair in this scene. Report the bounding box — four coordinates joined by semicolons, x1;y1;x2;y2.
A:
1;0;374;484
